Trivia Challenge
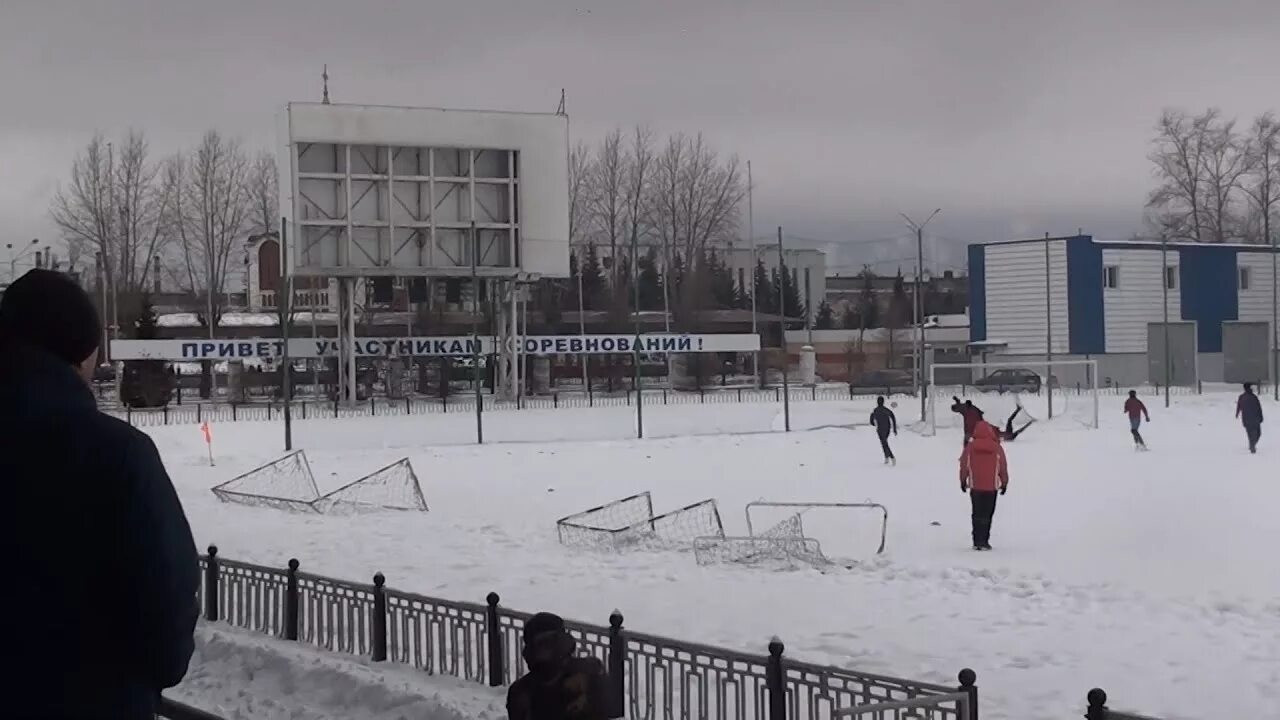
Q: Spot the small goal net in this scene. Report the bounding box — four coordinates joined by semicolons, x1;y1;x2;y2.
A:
557;492;656;549
556;493;724;551
212;450;322;513
924;359;1099;438
318;458;429;513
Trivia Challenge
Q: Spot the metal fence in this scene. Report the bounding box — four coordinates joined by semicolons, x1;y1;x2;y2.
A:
105;382;1184;429
198;546;973;720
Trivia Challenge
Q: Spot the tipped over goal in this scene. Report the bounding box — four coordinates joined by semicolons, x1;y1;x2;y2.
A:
922;359;1099;437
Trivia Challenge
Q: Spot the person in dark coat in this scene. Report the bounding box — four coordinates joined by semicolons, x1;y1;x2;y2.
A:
950;396;985;445
998;402;1034;442
869;396;898;465
507;612;615;720
0;270;199;720
1235;382;1264;454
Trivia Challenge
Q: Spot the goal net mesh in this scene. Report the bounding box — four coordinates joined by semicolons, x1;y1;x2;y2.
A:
614;499;725;551
212;450;322;513
694;513;829;568
924;361;1098;437
318;458;429;513
556;492;656;549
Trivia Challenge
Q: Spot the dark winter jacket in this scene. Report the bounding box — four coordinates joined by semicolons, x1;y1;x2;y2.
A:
0;344;199;720
1237;392;1264;426
870;406;897;435
951;401;984;436
507;656;614;720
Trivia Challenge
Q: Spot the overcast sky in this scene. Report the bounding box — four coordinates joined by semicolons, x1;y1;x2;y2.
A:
3;0;1278;274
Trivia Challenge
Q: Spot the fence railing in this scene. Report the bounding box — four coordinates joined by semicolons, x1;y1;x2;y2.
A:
105;381;1176;429
198;546;973;720
157;696;227;720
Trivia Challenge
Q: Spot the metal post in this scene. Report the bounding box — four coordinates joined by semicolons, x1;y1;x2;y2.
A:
1272;227;1278;401
576;244;589;395
632;223;644;439
749;161;760;388
471;222;483;444
1162;234;1171;408
346;278;358;406
776;227;791;432
900;210;940;423
1044;232;1053;418
280;218;293;451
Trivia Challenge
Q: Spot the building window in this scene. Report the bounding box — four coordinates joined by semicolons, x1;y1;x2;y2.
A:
1103;265;1119;289
1239;266;1251;290
1165;266;1177;290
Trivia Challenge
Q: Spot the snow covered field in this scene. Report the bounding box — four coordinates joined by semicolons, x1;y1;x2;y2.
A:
147;391;1280;720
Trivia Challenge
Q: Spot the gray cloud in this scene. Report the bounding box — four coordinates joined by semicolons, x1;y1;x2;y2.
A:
2;0;1277;268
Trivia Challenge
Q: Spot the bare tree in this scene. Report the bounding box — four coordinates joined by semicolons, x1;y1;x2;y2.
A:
1147;109;1214;241
567;142;593;246
50;131;171;300
1244;113;1280;247
589;129;628;282
168;131;252;331
1201;116;1250;243
245;151;279;236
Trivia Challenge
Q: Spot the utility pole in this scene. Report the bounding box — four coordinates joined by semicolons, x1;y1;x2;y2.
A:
280;218;293;451
470;221;483;444
1162;234;1171;408
632;223;644;439
575;243;589;394
776;226;791;432
1271;223;1278;402
748;161;759;388
900;209;941;423
1044;232;1054;419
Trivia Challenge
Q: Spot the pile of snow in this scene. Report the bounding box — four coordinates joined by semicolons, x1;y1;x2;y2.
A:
172;625;504;720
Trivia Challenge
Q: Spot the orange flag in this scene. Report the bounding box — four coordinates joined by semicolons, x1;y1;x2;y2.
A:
201;422;214;466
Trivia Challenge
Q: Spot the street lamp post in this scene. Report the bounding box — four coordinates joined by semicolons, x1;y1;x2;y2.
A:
900;209;941;423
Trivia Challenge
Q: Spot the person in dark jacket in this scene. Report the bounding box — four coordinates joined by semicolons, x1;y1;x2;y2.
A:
869;396;898;465
950;396;985;445
998;402;1034;442
1123;391;1150;450
1235;383;1264;454
507;612;615;720
0;270;199;720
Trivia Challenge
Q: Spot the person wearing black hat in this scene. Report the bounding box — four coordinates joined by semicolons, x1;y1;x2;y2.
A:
506;611;615;720
0;269;198;719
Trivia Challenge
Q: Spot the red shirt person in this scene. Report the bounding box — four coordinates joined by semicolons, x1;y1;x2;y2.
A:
959;421;1007;550
1123;390;1150;449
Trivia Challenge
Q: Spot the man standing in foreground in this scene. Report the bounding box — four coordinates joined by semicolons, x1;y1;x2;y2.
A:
0;270;198;719
869;396;898;465
959;422;1008;551
1123;390;1150;450
507;612;615;720
1236;383;1264;454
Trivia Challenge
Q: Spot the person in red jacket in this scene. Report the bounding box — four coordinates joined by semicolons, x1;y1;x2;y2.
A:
950;396;985;445
959;421;1008;550
1123;390;1150;450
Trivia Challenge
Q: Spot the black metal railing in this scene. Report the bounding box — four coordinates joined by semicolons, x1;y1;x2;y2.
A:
198;546;974;720
156;696;227;720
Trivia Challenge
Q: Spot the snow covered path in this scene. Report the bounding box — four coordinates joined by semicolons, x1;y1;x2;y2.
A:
151;393;1280;720
172;624;505;720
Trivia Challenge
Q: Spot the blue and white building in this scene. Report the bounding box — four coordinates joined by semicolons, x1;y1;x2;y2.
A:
967;234;1278;388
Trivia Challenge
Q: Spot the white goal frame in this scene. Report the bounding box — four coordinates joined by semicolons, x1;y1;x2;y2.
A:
926;359;1099;437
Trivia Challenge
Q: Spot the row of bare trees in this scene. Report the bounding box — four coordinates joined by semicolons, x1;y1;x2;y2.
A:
1147;109;1280;244
569;128;747;327
50;130;278;331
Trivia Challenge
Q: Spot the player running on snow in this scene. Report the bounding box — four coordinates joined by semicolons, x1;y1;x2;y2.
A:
1235;383;1264;454
1123;390;1150;450
950;396;985;445
997;402;1034;442
869;396;898;465
959;422;1008;551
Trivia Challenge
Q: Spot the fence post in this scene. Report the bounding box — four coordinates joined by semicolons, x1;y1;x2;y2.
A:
126;406;132;425
301;401;307;420
607;611;626;719
700;386;705;403
737;387;742;402
958;668;978;720
485;592;504;687
204;545;220;622
232;404;237;422
1084;689;1108;720
663;389;668;405
197;404;202;423
163;405;169;425
371;572;387;662
775;387;780;402
811;385;817;401
370;396;376;416
766;637;785;720
284;559;299;641
405;396;411;415
626;390;632;406
554;393;559;409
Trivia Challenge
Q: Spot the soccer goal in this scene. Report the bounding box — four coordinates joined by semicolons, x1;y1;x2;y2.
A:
923;358;1099;437
556;492;656;549
212;450;322;513
694;513;829;568
317;458;429;514
745;502;889;556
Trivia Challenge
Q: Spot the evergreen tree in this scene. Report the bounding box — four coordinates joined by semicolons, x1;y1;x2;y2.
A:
753;259;775;314
814;300;836;329
787;267;805;319
564;250;581;311
769;266;783;316
120;293;174;408
636;246;663;311
706;247;737;309
580;243;607;310
858;268;880;329
840;304;861;330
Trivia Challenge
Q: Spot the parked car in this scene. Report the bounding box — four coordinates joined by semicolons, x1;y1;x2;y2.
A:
972;368;1044;394
852;369;915;395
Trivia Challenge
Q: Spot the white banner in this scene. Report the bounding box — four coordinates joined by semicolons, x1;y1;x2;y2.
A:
110;333;761;361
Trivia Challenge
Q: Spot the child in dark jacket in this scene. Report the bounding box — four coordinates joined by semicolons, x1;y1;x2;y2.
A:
507;612;616;720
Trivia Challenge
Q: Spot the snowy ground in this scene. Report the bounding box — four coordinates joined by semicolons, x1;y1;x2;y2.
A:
148;390;1280;720
172;624;505;720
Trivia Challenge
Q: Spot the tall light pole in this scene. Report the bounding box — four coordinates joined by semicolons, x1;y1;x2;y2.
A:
1161;234;1171;408
776;226;791;432
1044;232;1054;419
1272;225;1278;402
900;209;941;423
748;161;759;388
